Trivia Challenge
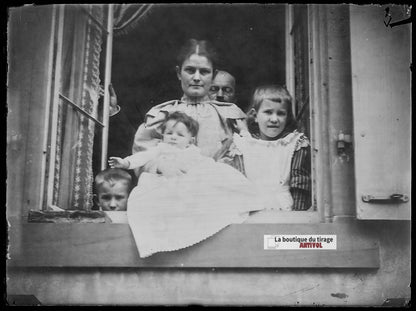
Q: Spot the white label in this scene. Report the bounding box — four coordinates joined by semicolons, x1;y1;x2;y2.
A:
264;235;337;250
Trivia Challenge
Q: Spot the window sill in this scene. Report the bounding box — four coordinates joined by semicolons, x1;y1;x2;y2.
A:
104;210;320;224
7;218;379;269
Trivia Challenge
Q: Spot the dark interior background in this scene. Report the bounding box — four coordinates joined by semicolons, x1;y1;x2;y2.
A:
94;4;287;194
111;3;286;129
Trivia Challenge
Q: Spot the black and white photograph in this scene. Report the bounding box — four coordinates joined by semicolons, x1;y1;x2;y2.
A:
6;3;411;306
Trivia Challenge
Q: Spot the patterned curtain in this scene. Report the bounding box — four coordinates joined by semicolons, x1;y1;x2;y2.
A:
52;5;104;210
50;4;150;210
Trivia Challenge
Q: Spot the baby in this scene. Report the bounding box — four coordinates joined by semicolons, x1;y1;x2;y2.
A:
109;111;200;177
108;111;260;258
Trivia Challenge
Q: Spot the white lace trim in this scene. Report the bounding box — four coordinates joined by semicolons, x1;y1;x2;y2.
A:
242;130;303;147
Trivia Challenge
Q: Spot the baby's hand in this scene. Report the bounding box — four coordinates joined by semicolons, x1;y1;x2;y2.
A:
108;157;129;169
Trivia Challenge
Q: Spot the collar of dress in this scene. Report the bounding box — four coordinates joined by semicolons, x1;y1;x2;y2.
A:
179;95;236;107
180;95;211;105
245;130;300;147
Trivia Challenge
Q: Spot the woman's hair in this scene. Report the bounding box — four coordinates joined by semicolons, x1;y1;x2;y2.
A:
176;39;218;71
161;111;199;138
95;168;132;193
246;84;298;136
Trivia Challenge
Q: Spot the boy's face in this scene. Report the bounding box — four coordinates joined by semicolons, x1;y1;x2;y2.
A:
163;120;194;149
97;181;129;211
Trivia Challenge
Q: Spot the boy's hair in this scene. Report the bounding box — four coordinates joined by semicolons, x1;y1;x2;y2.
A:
246;84;298;136
94;168;132;193
161;111;199;138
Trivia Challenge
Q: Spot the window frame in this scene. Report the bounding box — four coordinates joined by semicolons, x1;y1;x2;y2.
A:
7;4;383;269
40;3;318;219
7;219;380;268
41;4;114;211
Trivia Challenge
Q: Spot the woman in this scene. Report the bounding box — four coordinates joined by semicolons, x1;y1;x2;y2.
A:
132;39;247;175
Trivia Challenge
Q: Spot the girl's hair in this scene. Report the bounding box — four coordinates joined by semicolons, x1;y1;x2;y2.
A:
161;111;199;138
176;39;218;71
95;168;132;193
246;84;298;136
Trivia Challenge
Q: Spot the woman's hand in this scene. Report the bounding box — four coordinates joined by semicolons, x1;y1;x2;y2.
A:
108;157;130;169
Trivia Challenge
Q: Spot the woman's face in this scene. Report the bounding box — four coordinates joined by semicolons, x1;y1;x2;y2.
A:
255;99;288;140
177;54;213;99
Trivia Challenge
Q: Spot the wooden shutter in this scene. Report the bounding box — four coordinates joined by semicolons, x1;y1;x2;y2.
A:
350;5;411;220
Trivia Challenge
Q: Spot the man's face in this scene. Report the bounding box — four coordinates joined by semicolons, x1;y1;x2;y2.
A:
97;181;129;211
209;71;236;103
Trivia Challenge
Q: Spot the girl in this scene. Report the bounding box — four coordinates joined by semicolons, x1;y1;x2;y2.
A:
109;112;260;258
232;85;311;211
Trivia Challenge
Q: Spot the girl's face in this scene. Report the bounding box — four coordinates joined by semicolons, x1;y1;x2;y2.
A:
177;54;213;100
163;120;194;149
255;99;288;140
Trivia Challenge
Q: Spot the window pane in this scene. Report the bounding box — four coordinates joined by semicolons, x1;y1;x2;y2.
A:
49;5;106;210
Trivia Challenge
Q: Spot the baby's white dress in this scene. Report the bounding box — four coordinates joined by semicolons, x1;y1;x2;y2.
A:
126;143;261;258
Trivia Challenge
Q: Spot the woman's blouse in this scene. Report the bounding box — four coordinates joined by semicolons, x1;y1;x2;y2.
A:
132;95;246;159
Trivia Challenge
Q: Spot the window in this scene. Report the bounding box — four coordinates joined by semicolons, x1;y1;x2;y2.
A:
11;4;411;268
110;3;315;220
291;5;310;138
41;4;113;211
287;4;316;212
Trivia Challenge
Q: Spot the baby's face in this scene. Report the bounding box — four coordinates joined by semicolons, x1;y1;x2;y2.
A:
97;181;129;211
162;120;194;149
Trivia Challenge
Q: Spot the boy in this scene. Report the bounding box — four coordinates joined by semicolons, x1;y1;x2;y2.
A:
94;168;132;211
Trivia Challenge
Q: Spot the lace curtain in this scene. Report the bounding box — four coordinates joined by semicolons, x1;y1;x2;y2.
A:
51;4;151;210
52;5;104;210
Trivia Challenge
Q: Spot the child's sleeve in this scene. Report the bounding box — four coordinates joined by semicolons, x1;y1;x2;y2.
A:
290;140;312;211
124;146;161;169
